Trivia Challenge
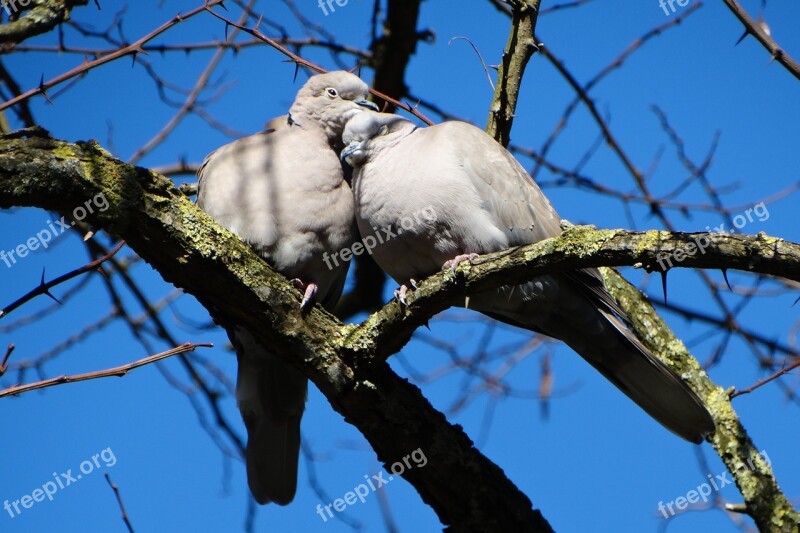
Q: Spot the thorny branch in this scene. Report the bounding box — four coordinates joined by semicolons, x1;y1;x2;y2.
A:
0;342;211;397
721;0;800;81
0;0;226;112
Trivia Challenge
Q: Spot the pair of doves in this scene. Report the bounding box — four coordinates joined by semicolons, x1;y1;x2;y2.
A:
197;71;714;505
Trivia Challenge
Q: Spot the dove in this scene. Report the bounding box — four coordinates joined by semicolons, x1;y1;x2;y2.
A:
340;111;715;444
197;71;377;504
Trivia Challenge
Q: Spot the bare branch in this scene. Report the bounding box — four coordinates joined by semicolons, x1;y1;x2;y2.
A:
0;342;212;398
730;358;800;398
721;0;800;80
0;0;225;112
486;0;542;146
104;473;135;533
0;240;125;319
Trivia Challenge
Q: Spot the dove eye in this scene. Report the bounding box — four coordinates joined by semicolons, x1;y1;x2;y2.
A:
325;88;338;98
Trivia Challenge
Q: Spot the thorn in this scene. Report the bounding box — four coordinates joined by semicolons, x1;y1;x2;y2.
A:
660;270;668;304
38;75;53;105
0;343;15;376
792;295;799;307
293;63;300;83
93;0;101;9
224;22;229;40
43;289;62;305
97;266;110;282
721;269;733;291
39;269;62;305
735;29;750;46
422;320;431;331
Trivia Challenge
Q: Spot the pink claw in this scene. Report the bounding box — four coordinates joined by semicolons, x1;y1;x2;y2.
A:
394;284;410;306
442;253;480;273
290;279;318;311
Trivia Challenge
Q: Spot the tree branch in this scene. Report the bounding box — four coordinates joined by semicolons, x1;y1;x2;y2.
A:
0;0;224;112
0;132;552;532
600;269;800;531
0;0;89;44
0;342;212;398
2;133;798;530
721;0;800;81
486;0;541;146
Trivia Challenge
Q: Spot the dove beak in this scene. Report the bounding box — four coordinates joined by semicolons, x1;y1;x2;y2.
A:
341;142;362;165
355;98;379;111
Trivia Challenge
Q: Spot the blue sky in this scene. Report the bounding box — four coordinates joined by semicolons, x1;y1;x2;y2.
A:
1;1;798;532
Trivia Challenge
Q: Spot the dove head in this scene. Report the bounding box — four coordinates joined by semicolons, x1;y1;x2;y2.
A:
341;111;415;168
289;71;378;146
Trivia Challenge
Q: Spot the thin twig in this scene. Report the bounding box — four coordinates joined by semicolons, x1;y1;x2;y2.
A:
0;0;225;112
0;342;212;398
128;0;255;164
204;7;434;125
0;241;125;320
0;344;14;376
730;358;800;398
104;473;135;533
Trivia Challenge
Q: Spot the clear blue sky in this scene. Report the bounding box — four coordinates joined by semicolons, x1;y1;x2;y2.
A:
1;1;798;532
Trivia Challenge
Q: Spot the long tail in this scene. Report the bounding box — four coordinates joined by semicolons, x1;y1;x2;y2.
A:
231;327;307;505
473;272;715;444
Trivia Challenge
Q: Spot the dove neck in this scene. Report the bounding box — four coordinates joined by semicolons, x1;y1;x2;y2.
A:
288;104;346;150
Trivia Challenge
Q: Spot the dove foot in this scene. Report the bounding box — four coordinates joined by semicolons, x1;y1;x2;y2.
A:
443;253;479;273
290;279;318;311
394;284;413;306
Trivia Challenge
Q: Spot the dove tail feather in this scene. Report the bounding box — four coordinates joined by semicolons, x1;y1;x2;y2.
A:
475;276;715;444
232;328;307;505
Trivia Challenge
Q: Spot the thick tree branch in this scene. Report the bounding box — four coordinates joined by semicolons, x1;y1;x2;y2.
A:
3;133;798;530
0;132;552;532
0;0;89;44
600;270;800;532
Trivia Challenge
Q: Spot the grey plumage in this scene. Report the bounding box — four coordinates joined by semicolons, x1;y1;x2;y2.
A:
341;111;715;444
197;71;376;504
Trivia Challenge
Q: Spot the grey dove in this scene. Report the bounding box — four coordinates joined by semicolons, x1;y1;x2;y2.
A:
197;71;376;504
341;111;715;444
